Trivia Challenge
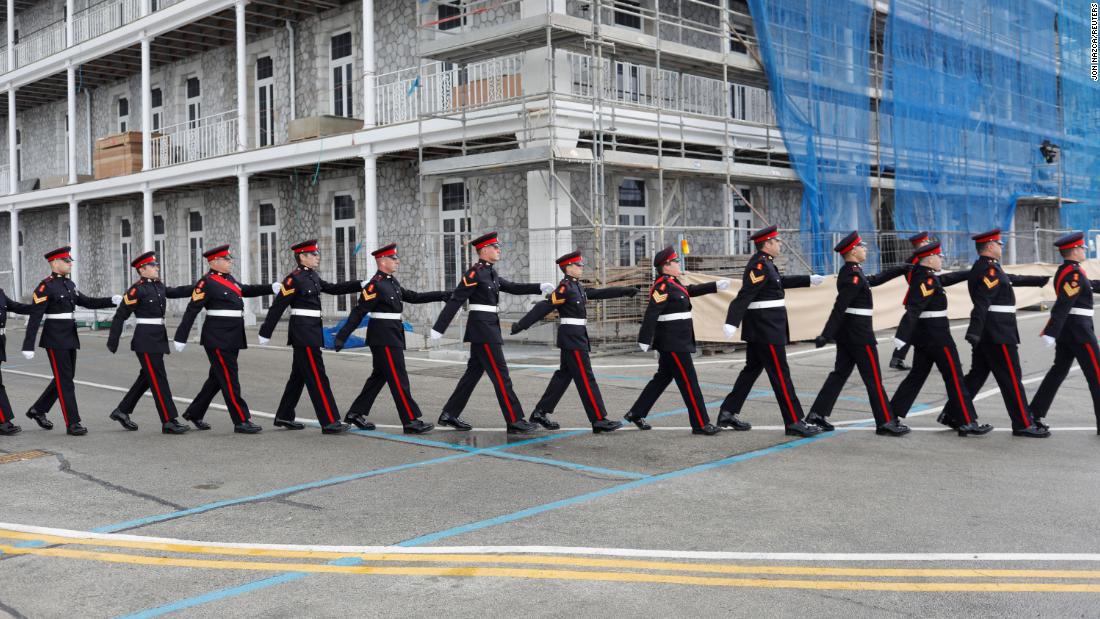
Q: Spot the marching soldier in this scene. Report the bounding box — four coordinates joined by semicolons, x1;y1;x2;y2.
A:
259;239;364;434
173;244;274;434
805;232;910;435
0;287;34;435
430;232;553;433
720;226;824;437
22;246;120;435
939;229;1049;436
333;243;450;434
511;251;638;433
624;246;727;435
1030;232;1100;433
889;231;933;370
105;251;193;434
889;241;992;436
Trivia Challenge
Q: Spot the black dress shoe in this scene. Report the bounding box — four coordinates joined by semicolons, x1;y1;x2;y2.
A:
109;409;139;431
785;420;821;437
716;409;752;431
592;419;622;434
623;411;651;430
530;410;560;430
403;419;434;434
322;422;350;434
888;357;909;371
875;419;910;436
234;421;263;434
27;409;53;430
161;420;190;434
438;412;472;431
0;421;22;436
345;413;376;431
66;423;88;436
1012;425;1050;438
274;419;305;430
182;413;211;431
692;423;720;436
805;412;835;431
506;419;537;434
957;422;993;436
935;412;960;430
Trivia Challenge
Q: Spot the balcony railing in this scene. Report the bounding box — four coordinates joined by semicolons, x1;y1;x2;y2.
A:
374;54;524;126
0;165;9;193
15;20;65;68
150;110;237;168
72;0;142;45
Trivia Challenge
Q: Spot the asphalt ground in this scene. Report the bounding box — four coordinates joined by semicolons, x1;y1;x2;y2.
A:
1;309;1099;618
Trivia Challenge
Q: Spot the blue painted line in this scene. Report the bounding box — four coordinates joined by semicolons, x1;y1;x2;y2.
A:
116;571;309;619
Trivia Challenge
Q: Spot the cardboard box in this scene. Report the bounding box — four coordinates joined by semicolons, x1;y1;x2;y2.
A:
38;174;93;190
94;131;144;179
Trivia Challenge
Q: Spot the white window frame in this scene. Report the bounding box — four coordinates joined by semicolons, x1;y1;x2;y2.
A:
14;128;20;182
332;192;358;312
152;212;166;267
613;0;642;30
119;217;133;289
150;86;163;133
439;179;471;287
185;76;202;129
616;177;648;266
255;56;275;147
117;96;130;133
187;209;204;283
437;1;466;32
729;186;754;255
328;30;355;118
257;202;278;310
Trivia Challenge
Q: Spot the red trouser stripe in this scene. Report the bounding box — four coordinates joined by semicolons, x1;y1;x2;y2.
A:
214;349;246;423
768;345;798;424
943;346;972;424
47;349;70;426
669;352;705;429
483;344;517;423
865;344;891;423
305;347;336;425
143;353;169;423
1084;343;1100;390
1000;345;1029;428
384;346;416;423
574;350;603;421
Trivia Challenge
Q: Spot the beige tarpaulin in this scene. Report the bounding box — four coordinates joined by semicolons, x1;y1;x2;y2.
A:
682;259;1100;344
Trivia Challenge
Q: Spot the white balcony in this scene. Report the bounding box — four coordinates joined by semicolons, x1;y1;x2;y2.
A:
150;110;238;168
15;21;65;68
0;164;9;193
374;54;525;126
72;0;142;46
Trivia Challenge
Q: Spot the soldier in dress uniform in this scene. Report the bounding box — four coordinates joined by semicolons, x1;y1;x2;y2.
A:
22;246;120;435
333;243;451;434
258;239;364;434
889;241;992;436
1029;232;1100;434
623;246;727;435
938;229;1050;436
105;251;193;434
173;244;274;433
889;231;933;370
720;226;825;437
805;231;910;435
430;232;553;433
511;251;638;433
0;287;34;435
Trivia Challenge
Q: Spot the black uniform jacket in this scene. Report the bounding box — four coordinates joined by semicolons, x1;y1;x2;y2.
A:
23;273;115;352
820;263;908;345
638;275;717;353
0;288;33;361
1042;260;1096;343
173;270;272;350
513;276;635;351
107;278;192;354
259;267;361;348
335;270;449;349
724;251;810;345
894;266;969;347
964;256;1048;345
432;260;541;344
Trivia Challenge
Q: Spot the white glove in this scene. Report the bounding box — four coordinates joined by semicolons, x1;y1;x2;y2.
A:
111;294;123;305
540;282;554;295
258;335;270;346
430;329;444;341
360;280;370;288
810;274;825;287
638;343;650;352
271;282;281;294
716;279;730;291
21;350;33;360
723;324;738;339
173;341;187;352
1041;334;1056;348
893;338;906;350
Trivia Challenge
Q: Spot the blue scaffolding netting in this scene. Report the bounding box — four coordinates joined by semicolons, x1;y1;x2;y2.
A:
1057;0;1100;233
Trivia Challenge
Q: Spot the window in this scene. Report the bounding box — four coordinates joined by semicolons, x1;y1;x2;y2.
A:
438;1;465;31
615;62;640;103
332;194;357;311
729;25;749;54
440;181;470;287
255;56;274;147
614;0;642;29
64;115;70;175
729;186;753;255
257;203;278;310
329;32;354;118
617;179;647;266
117;97;129;133
16;230;22;291
188;211;204;282
120;218;133;288
14;129;20;182
150;87;163;132
153;214;166;267
186;77;202;128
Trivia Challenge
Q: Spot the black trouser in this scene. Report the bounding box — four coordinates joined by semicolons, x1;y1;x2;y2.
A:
442;343;526;424
183;347;251;423
890;344;978;423
0;368;14;424
942;342;1034;430
891;342;911;362
346;345;423;425
809;341;893;426
628;351;710;430
534;349;610;425
117;352;179;423
33;348;80;426
275;346;341;426
722;342;804;425
1030;337;1100;428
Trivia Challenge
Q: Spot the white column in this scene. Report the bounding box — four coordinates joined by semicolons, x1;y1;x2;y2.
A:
362;0;375;127
6;0;13;72
142;187;153;251
9;209;18;295
141;0;150;18
68;199;79;284
67;65;77;184
141;37;151;171
65;0;74;46
237;171;253;322
235;0;247;151
363;155;377;252
7;89;15;195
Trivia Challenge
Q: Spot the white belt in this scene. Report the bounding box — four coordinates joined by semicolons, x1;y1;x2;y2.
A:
560;318;587;326
0;328;5;335
919;310;948;319
134;318;165;325
45;313;73;320
368;312;402;320
747;299;785;310
844;308;874;316
468;304;498;313
290;309;322;318
206;309;243;318
1070;308;1095;317
987;305;1016;314
657;312;693;322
